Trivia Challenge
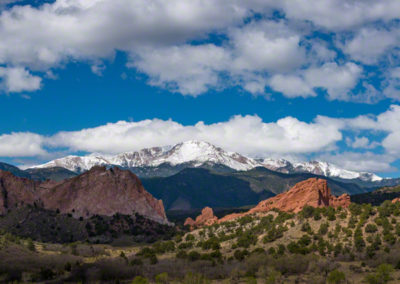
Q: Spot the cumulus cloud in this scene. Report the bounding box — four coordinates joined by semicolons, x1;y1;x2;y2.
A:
0;67;41;92
342;27;400;65
46;114;342;156
383;68;400;101
0;0;399;101
229;21;306;74
269;74;314;98
0;132;46;157
132;44;230;95
275;0;400;30
2;105;400;173
0;0;246;69
319;152;396;173
269;62;362;100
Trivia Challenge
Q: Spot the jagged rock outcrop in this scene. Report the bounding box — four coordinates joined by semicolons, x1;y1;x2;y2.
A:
392;197;400;204
184;206;218;228
249;178;350;214
219;178;350;223
0;167;169;224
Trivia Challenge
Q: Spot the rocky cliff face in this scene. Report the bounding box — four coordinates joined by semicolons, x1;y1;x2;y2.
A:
0;167;169;225
248;178;350;214
217;178;350;223
184;206;218;228
0;170;43;214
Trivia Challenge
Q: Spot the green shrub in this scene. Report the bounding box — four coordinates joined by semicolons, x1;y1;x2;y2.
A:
263;225;285;243
137;247;155;258
149;254;158;265
238;215;253;225
234;249;249;261
130;258;143;266
132;276;149;284
300;206;315;219
383;232;396;245
182;272;210;284
155;272;168;283
27;239;35;251
265;268;281;284
301;223;312;233
365;224;378;233
152;241;175;254
236;232;257;248
327;269;346;283
324;207;336;221
178;242;193;250
277;244;286;255
185;234;195;242
176;250;187;259
200;238;220;250
188;250;201;261
354;227;365;251
364;263;394;284
318;222;329;236
349;203;362;216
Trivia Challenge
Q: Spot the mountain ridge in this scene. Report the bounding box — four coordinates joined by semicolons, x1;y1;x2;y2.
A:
29;140;384;183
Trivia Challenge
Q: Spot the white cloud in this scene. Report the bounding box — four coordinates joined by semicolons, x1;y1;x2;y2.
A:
304;62;362;100
346;136;380;149
132;20;307;95
276;0;400;30
229;21;306;73
320;152;396;173
0;0;397;102
269;62;362;100
1;105;400;173
132;44;230;95
0;67;41;92
269;74;314;98
342;27;399;64
0;0;247;69
383;68;400;101
0;132;46;157
47;114;342;156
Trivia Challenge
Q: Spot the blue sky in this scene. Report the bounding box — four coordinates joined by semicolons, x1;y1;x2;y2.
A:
0;0;400;177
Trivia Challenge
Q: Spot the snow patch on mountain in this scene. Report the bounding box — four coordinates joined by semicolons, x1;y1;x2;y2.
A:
32;140;383;182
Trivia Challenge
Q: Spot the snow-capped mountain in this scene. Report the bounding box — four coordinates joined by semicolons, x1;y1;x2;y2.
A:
259;159;382;182
33;141;259;173
32;140;383;182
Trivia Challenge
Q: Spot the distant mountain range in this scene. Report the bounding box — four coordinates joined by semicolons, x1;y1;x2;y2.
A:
0;162;76;182
30;140;387;185
351;185;400;206
1;140;399;211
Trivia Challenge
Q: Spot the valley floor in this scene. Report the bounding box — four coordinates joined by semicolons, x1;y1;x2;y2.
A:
3;201;400;283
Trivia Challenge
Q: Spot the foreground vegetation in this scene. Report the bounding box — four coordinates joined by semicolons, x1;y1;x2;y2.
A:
3;201;400;282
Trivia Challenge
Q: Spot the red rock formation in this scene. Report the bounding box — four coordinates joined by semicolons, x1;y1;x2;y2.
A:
0;170;43;213
392;197;400;204
330;193;351;208
184;217;196;227
184;206;218;228
0;167;169;224
249;178;350;214
219;178;350;223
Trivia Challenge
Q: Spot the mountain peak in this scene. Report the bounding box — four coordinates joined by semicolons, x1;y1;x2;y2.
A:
30;141;383;183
